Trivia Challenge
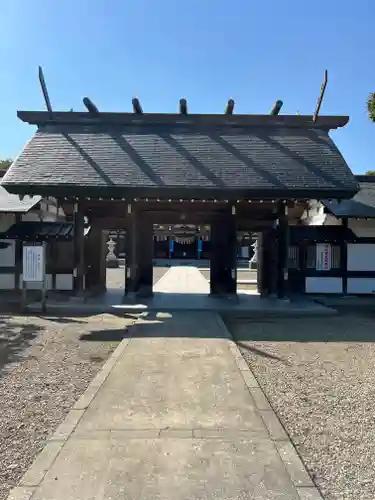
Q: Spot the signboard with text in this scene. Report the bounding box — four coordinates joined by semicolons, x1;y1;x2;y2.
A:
316;243;332;271
23;245;45;282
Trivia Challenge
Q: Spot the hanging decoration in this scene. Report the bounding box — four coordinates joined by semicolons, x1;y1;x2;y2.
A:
174;235;196;245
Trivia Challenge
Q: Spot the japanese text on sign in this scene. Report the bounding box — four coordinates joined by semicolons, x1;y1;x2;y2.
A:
23;245;45;282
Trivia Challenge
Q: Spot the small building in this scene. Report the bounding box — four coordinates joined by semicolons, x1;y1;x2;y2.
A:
0;182;79;292
292;175;375;294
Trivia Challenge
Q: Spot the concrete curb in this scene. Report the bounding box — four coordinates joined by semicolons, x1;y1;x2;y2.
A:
7;329;134;499
214;314;324;500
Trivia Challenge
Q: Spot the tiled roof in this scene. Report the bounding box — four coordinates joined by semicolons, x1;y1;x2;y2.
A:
0;221;92;240
0;221;75;240
0;185;40;213
2;113;358;199
323;176;375;218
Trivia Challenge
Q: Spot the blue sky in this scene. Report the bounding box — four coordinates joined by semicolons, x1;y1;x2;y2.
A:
0;0;374;173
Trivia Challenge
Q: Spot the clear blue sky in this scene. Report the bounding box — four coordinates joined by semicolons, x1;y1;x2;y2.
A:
0;0;374;173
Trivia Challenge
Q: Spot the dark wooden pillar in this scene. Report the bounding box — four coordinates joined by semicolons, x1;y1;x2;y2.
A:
85;225;106;293
258;227;277;297
14;214;22;291
125;209;153;297
74;201;85;293
276;201;290;299
342;218;348;294
136;213;153;297
125;209;138;295
210;210;237;295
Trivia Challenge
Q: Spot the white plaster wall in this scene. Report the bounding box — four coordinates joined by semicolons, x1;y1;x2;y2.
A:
347;243;375;271
22;212;41;222
323;214;342;226
347;278;375;294
305;277;343;294
55;274;73;290
0;239;15;266
0;274;15;289
348;219;375;238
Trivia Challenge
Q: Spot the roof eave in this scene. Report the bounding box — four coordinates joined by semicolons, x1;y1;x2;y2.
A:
16;111;350;130
0;182;359;202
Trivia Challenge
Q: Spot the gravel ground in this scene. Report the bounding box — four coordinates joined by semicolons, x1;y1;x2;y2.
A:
0;313;137;500
226;313;375;500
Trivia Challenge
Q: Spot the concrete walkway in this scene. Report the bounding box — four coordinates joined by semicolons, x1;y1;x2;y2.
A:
154;266;210;294
10;312;321;500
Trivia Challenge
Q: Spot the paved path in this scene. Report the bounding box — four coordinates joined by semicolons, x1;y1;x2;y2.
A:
154;266;210;294
11;312;321;499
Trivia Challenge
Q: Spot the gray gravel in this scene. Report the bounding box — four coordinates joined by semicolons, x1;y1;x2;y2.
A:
0;313;136;500
226;313;375;500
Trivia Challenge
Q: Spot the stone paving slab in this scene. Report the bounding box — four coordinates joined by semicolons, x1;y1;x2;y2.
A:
8;311;323;499
31;437;301;500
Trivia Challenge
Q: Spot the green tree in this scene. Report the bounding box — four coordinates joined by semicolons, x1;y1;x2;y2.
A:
366;170;375;175
0;158;12;170
367;92;375;122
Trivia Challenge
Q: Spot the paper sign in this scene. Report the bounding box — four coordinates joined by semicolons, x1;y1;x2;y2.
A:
316;243;331;271
23;245;45;282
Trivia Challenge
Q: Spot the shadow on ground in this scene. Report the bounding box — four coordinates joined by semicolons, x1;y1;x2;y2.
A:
0;316;45;375
224;311;375;343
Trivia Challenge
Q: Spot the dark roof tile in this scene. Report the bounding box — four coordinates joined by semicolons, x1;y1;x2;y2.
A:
323;179;375;218
2;122;358;198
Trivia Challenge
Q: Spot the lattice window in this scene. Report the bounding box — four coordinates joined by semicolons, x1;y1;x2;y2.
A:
288;246;299;269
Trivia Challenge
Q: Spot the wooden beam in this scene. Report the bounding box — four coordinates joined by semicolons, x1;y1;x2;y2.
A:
38;66;53;119
313;70;328;123
225;99;235;115
83;97;99;114
132;97;143;114
270;100;283;116
179;98;188;115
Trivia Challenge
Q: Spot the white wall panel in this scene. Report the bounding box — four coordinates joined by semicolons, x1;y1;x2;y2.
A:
347;244;375;271
347;278;375;294
305;277;343;294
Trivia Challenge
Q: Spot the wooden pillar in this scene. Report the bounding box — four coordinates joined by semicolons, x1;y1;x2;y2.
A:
257;231;266;296
85;225;106;293
14;214;22;291
342;218;348;294
125;208;138;295
258;228;277;297
136;213;153;297
73;201;85;293
210;210;237;295
276;201;290;299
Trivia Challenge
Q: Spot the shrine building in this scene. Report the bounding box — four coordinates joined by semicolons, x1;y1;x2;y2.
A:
0;98;358;299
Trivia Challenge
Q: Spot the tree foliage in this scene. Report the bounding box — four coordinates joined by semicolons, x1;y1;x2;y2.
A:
0;158;12;170
367;93;375;122
365;170;375;176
